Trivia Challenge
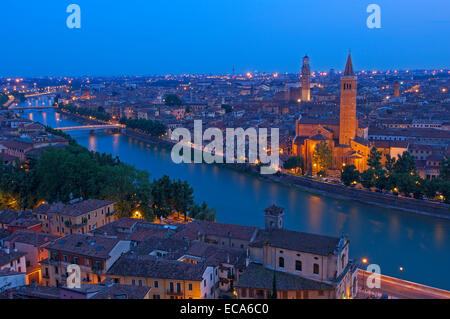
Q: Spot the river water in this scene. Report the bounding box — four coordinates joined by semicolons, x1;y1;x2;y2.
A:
19;102;450;290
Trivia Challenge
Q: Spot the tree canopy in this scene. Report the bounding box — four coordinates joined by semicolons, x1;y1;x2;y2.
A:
0;143;215;221
164;94;182;106
120;118;167;137
313;141;332;172
283;156;304;173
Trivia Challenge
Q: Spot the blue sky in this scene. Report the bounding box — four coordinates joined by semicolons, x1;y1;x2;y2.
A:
1;0;449;76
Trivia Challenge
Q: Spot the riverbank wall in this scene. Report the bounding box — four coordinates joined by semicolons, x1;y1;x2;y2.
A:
264;173;450;220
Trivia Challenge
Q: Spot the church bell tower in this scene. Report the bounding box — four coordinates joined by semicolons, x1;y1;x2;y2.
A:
301;55;311;102
339;53;357;146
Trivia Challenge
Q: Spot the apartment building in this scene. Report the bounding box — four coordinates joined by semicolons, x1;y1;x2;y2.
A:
40;234;131;287
3;230;60;284
33;199;117;236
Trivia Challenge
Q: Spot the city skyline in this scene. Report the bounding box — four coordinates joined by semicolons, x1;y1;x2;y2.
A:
1;0;449;77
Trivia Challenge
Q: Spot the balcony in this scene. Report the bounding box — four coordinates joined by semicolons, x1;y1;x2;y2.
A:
166;290;183;296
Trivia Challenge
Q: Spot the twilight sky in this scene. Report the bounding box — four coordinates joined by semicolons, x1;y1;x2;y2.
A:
1;0;449;76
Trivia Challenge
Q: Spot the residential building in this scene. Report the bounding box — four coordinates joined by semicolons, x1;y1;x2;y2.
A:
3;230;60;284
40;234;131;287
33;199;117;236
235;205;357;299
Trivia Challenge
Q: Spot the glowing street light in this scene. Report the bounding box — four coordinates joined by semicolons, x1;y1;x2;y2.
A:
361;258;368;292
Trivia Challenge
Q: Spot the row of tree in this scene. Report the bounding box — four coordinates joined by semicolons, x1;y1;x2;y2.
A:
119;118;167;137
60;104;111;122
341;147;450;203
0;144;215;222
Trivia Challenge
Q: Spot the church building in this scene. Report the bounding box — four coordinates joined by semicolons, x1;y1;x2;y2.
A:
292;53;370;173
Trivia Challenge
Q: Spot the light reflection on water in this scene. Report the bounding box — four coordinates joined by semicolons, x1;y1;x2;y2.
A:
21;107;450;290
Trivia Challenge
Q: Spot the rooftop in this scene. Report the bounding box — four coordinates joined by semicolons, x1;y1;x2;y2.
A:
107;255;206;281
45;234;122;259
33;199;115;217
250;229;343;256
236;263;335;291
4;229;60;247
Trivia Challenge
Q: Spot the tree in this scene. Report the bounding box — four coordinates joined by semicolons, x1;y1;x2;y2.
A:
120;118;167;137
440;157;450;181
173;180;194;221
374;170;392;192
189;202;216;222
393;151;416;175
390;173;420;197
164;94;182;106
283;156;304;174
423;178;439;199
438;180;450;204
367;147;382;171
385;154;396;174
313;141;332;172
360;169;376;189
341;165;360;186
221;104;232;113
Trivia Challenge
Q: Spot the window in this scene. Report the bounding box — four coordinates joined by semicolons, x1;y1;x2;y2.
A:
177;283;181;293
313;263;320;275
295;260;302;271
132;279;136;286
318;290;324;296
154;280;159;288
170;282;174;292
241;288;247;298
139;280;142;287
153;294;160;299
278;257;284;268
341;255;346;269
188;283;193;291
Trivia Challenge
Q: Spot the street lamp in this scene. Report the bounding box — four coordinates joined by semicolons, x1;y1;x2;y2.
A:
361;258;368;294
399;267;404;280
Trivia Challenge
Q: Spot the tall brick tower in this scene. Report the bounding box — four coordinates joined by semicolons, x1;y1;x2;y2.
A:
339;53;357;146
394;81;400;97
301;55;311;102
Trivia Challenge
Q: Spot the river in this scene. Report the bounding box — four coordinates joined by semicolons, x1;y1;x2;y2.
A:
18;102;450;290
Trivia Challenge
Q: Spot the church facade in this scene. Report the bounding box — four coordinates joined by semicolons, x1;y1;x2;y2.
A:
292;53;370;173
